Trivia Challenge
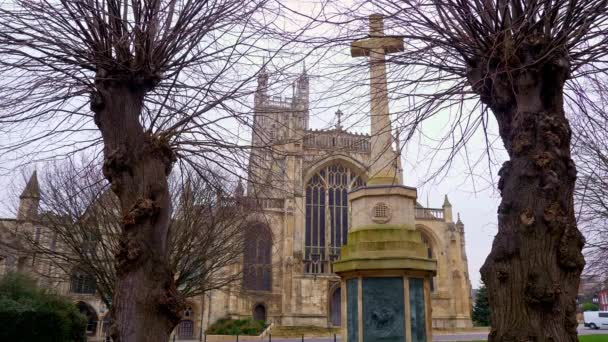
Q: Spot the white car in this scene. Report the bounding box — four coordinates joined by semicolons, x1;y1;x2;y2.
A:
583;311;608;329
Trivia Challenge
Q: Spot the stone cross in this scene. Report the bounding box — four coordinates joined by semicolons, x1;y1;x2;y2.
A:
335;109;343;130
351;14;404;185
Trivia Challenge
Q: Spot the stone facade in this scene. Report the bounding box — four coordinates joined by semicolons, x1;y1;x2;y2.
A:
200;69;473;330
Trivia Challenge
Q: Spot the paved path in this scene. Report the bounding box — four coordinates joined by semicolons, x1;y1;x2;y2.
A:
189;326;607;342
265;325;606;342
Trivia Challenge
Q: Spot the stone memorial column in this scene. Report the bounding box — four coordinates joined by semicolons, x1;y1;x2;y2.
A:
333;14;436;342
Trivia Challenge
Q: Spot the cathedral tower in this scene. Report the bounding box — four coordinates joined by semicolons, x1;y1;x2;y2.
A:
248;65;310;197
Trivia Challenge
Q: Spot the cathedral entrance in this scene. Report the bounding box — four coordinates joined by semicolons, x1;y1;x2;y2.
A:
253;304;267;322
330;287;341;326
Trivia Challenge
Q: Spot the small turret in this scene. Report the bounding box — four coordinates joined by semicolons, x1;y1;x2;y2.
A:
442;194;453;222
456;213;467;261
255;65;269;106
456;212;463;226
295;63;309;107
18;171;40;221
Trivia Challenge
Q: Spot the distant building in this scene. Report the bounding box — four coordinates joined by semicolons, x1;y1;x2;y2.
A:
198;67;474;330
0;172;107;340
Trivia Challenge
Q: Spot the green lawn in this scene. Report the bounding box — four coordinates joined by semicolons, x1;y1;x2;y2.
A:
579;336;608;342
462;337;608;342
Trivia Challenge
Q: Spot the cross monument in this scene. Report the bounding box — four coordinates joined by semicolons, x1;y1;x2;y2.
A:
334;15;436;342
351;14;404;185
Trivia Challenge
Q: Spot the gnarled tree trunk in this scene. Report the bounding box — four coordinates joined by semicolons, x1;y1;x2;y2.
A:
91;78;182;342
472;46;585;341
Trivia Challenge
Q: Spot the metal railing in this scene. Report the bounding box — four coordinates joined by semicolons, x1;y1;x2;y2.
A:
169;333;341;342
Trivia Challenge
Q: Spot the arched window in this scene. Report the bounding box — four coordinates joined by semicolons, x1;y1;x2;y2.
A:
243;223;272;291
177;320;194;338
420;232;436;292
71;269;97;294
305;164;365;274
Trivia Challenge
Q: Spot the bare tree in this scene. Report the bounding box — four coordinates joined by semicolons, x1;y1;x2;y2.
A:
11;159;253;312
310;0;608;340
571;80;608;279
0;1;310;340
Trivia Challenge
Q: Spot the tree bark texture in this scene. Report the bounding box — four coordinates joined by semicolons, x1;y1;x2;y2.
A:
471;43;585;341
91;76;182;342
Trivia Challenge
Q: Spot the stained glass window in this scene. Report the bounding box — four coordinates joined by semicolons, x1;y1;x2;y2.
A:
305;164;365;274
243;223;272;291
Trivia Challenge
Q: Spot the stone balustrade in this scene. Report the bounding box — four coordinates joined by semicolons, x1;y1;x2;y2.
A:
415;207;445;221
303;129;370;153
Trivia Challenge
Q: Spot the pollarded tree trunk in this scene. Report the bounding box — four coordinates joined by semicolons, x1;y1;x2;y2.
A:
471;45;585;341
91;75;183;342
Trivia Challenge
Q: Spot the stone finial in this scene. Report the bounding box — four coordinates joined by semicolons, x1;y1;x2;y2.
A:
335;109;343;130
456;213;463;225
442;194;452;207
20;171;40;199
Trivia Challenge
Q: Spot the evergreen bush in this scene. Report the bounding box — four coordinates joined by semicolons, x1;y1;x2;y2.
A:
0;272;87;342
205;317;266;335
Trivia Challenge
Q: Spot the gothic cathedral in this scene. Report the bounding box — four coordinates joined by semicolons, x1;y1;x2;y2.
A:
202;67;473;330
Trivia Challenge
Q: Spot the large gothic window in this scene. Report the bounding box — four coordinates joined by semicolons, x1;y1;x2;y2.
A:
305;164;365;274
243;223;272;291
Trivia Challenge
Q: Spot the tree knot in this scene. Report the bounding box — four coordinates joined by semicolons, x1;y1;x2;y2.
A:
534;152;553;169
525;272;560;309
520;208;535;227
103;148;132;187
558;225;585;271
539;115;571;148
145;133;176;175
157;276;185;327
543;203;565;232
115;238;146;275
123;198;160;228
90;91;105;114
497;161;512;193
